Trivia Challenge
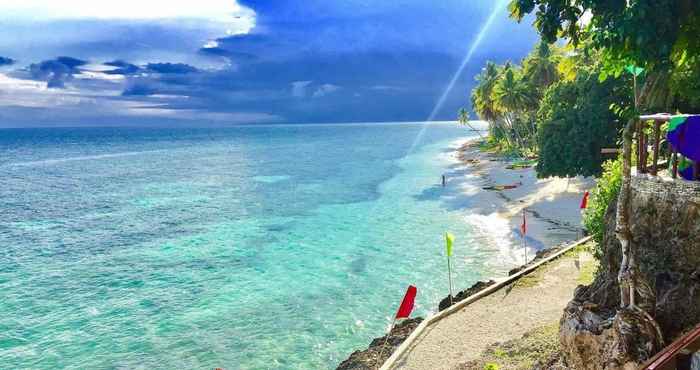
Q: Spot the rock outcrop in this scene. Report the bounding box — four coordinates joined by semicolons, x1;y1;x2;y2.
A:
507;244;568;276
558;176;700;369
438;280;497;311
336;318;423;370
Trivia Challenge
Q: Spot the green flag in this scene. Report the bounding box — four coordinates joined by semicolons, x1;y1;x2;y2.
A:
445;233;454;257
625;64;644;77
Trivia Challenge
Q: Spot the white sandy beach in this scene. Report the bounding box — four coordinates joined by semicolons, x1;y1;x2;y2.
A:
451;139;595;255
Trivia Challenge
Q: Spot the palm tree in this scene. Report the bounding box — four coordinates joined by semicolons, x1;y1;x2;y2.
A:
471;62;500;122
524;41;559;90
471;62;510;145
457;108;484;139
493;64;536;149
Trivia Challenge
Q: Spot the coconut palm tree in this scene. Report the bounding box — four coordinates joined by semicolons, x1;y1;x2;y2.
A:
457;108;484;139
523;41;559;90
471;62;511;145
493;64;536;149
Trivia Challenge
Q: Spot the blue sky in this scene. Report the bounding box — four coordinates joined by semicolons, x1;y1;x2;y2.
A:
0;1;538;126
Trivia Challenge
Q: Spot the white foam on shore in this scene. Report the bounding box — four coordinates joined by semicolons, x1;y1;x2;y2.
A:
463;212;529;267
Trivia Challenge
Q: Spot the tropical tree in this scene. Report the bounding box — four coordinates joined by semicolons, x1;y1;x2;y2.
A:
471;62;513;147
523;41;560;92
535;68;630;178
492;63;537;148
458;107;486;140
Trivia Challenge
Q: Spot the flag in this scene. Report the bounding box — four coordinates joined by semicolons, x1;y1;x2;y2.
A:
625;64;644;77
667;115;700;162
395;285;417;319
580;191;590;209
520;212;527;236
445;232;454;257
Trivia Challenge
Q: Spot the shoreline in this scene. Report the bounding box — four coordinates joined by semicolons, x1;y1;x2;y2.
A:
452;138;593;254
337;136;594;369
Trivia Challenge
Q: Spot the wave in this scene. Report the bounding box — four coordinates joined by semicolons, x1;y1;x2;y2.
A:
4;150;168;167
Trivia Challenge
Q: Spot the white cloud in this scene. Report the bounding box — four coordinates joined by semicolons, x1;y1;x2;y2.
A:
121;104;282;123
0;0;255;30
0;73;92;107
312;84;340;98
0;73;281;124
291;80;313;98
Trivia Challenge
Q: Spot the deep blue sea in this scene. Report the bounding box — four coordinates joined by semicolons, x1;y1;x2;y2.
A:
0;122;523;369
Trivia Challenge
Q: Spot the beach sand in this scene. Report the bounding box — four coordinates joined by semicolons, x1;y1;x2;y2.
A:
450;139;594;254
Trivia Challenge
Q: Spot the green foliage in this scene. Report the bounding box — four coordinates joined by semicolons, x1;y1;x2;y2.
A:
583;158;622;258
484;363;500;370
508;0;700;72
535;68;629;178
508;0;700;113
669;57;700;111
470;42;562;155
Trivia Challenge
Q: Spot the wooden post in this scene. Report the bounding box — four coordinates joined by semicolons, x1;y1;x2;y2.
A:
672;150;679;179
643;130;648;173
637;120;642;173
639;122;647;174
652;120;661;176
695;162;700;181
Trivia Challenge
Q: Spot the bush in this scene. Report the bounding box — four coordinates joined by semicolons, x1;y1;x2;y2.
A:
582;158;622;259
535;69;629;178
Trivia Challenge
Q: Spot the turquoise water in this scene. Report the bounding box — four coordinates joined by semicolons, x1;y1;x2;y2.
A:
0;123;521;369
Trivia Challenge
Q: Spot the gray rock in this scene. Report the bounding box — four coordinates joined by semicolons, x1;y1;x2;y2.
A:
336;317;423;370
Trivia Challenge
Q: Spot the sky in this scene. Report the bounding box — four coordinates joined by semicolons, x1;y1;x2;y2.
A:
0;0;538;126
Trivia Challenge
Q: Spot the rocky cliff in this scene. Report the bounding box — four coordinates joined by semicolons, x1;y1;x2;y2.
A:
559;176;700;369
336;318;423;370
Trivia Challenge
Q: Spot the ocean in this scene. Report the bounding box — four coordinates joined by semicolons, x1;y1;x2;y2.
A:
0;122;523;369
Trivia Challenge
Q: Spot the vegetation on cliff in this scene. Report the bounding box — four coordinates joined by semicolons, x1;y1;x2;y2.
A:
582;158;622;254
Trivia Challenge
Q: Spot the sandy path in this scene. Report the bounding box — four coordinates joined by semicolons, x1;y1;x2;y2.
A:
392;252;593;370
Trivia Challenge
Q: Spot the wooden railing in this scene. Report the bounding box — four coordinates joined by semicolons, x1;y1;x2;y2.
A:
638;114;700;180
641;324;700;370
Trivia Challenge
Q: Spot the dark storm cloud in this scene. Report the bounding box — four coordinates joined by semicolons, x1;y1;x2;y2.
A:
104;60;140;75
29;56;87;88
145;63;198;74
0;56;15;66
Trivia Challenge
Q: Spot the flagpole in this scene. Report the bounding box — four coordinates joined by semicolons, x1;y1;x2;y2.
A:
447;255;453;305
376;285;416;369
523;211;527;265
445;233;454;306
376;317;397;370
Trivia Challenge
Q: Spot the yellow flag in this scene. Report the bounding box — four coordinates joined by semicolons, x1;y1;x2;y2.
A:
445;232;454;257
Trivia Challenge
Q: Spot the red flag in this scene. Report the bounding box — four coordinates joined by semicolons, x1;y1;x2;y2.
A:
520;211;527;236
395;285;417;319
580;191;590;209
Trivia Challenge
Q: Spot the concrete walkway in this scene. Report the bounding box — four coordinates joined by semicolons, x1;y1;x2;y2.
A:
391;252;593;370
